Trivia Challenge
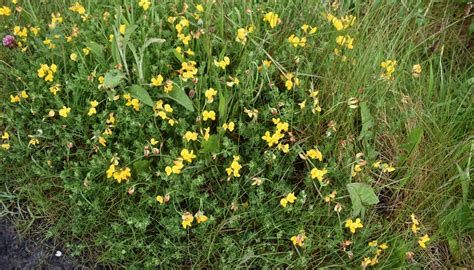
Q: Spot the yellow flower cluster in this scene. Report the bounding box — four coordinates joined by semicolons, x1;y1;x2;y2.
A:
410;214;430;249
361;241;389;268
59;106;71;118
87;100;99;116
299;89;322;114
202;110;216;121
235;25;254;44
123;94;140;111
288;34;306;48
1;132;11;150
290;232;307;247
225;155;242;178
10;90;28;103
325;13;356;31
280;192;297;208
49;12;63;29
181;211;208;229
214;56;230;70
179;61;198;81
0;6;11;16
380;59;397;80
263;12;281;28
372;160;395;173
69;2;86;15
282;73;300;90
174;18;192;46
106;164;131;183
37;63;58;82
153;100;176;126
138;0;151;11
13;26;28;38
262;118;289;153
205;88;217;103
336;35;354;49
345;218;363;234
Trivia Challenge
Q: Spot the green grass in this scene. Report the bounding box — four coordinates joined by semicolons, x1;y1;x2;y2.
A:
0;0;472;268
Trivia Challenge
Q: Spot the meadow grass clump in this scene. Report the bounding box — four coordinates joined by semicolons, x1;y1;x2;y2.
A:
0;0;472;268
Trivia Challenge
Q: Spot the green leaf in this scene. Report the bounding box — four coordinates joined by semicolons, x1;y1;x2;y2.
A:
200;135;220;153
86;41;104;60
104;69;124;88
346;183;379;217
161;87;194;112
130;85;154;107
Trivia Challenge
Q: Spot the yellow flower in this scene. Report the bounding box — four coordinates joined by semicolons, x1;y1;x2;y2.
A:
69;53;78;61
196;4;204;12
194;211;208;224
324;190;337;202
98;136;106;147
222;122;235;132
69;2;86;15
381;163;395;173
262;60;272;68
28;138;39;146
59;106;71;118
310;167;328;182
286;192;297;203
156;195;164;204
280;198;288;208
368;240;378;247
1;132;9;140
151;74;164;86
412;64;422;77
119;24;126;35
410;213;420;234
150;138;159;145
214;56;230;69
336;35;354;49
263;12;280;28
225;156;242;177
181;212;194;229
0;6;11;16
345;218;364;233
288;34;306;47
345;218;363;234
138;0;151;11
202;110;216;121
418;234;430;249
87;107;97;116
49;84;61;95
106;164;116;178
291;233;307;247
1;143;11;150
277;143;289;153
307;148;323;161
113;167;131;183
180;148;196;163
184;131;198;142
164;80;173;93
30;26;40;36
361;257;372;268
205;88;217;102
82;47;90;55
13;26;28;38
10;95;20;103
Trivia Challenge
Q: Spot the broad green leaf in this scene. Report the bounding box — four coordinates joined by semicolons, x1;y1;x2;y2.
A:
86;41;104;60
104;69;124;88
163;87;194;112
200;135;220;153
130;85;154;107
346;183;379;217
